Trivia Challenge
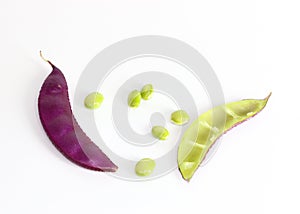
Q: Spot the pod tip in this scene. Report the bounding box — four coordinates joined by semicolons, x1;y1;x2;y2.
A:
265;92;272;100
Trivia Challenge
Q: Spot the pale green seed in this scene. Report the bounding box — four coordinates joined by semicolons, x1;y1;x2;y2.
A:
135;158;156;176
84;92;104;109
171;110;190;125
152;126;169;140
141;84;154;100
128;90;141;108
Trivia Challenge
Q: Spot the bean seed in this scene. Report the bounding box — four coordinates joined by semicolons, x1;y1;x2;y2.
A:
135;158;156;176
152;126;169;140
84;92;104;109
171;110;190;125
128;90;141;108
141;84;153;100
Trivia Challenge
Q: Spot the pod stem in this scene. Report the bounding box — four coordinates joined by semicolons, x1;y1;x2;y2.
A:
40;51;54;67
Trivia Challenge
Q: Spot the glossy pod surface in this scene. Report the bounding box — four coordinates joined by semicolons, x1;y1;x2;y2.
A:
178;94;271;181
38;58;117;172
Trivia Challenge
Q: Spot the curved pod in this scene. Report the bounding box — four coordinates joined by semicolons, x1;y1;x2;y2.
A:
38;53;117;172
178;94;271;181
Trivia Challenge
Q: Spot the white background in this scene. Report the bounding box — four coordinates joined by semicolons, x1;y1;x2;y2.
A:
0;0;299;213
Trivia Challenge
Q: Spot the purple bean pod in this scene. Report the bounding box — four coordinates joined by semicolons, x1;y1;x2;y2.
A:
38;53;117;172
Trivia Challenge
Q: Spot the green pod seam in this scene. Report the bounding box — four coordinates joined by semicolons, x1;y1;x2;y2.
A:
178;93;271;181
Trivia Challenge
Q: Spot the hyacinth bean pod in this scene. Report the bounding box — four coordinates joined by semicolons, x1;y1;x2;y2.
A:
38;52;117;172
178;93;271;181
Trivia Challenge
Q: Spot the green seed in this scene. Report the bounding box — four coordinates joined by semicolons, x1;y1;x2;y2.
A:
152;126;169;140
171;110;190;125
128;90;141;108
84;92;104;109
135;158;156;176
141;84;154;100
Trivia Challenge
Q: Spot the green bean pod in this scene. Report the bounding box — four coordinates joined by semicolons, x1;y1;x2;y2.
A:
178;93;271;181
